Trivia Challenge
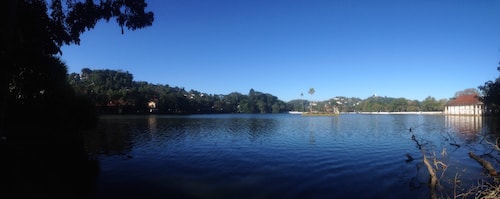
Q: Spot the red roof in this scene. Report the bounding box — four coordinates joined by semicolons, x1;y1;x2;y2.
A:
446;94;482;106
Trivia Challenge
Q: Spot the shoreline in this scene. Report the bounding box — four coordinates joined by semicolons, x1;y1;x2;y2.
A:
342;111;443;115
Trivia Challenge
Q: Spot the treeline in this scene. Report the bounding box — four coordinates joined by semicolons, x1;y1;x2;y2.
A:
69;68;450;114
288;96;446;113
68;68;289;114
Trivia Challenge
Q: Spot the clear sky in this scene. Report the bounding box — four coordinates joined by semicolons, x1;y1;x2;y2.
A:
61;0;500;102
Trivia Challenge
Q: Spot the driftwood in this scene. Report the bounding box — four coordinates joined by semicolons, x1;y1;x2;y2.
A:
409;131;447;199
410;132;438;199
469;152;498;177
405;153;414;162
411;134;423;150
423;154;438;199
449;143;460;148
484;137;500;152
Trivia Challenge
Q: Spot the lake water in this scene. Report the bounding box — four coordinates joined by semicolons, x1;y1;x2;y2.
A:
86;114;499;199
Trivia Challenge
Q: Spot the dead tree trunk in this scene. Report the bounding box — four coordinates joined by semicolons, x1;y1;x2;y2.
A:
423;153;438;199
469;152;497;177
411;133;438;199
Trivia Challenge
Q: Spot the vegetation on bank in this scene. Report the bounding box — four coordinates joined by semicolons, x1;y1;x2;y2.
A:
289;95;447;113
66;64;500;116
1;0;154;198
68;68;451;114
479;67;500;116
2;0;500;198
68;68;288;114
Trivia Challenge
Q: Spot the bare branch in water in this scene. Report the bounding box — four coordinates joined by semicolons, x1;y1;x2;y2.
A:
469;152;497;177
423;153;438;199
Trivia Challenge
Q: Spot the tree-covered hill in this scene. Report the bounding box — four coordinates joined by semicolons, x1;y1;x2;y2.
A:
69;68;455;114
68;68;289;114
289;95;447;113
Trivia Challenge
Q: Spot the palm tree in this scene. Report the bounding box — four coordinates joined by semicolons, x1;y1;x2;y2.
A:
300;93;304;112
308;88;315;112
308;88;315;96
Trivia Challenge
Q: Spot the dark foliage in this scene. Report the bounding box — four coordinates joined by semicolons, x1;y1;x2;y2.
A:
1;0;154;129
69;69;290;114
479;67;500;115
70;67;453;114
0;0;153;198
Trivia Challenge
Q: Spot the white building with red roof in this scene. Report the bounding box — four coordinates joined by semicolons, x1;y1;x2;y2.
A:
444;94;484;115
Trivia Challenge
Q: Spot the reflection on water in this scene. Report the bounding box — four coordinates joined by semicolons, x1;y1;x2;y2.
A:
148;115;157;135
86;114;499;199
445;115;482;143
446;115;482;134
85;117;134;156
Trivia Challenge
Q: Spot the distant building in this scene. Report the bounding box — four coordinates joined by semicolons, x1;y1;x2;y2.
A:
148;99;159;113
444;94;483;116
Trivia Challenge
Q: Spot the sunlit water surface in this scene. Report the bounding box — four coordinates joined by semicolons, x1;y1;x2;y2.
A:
86;114;499;199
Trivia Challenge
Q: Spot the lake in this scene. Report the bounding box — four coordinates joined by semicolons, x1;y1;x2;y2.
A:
86;114;500;199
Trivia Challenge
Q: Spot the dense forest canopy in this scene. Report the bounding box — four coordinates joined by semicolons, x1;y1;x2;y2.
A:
69;68;289;114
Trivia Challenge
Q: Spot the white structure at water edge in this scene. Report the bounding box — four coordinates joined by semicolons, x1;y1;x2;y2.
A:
444;94;483;116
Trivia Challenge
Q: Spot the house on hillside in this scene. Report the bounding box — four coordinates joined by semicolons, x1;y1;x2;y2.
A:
148;99;159;113
444;94;483;116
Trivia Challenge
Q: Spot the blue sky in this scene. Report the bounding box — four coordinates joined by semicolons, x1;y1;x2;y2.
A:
61;0;500;102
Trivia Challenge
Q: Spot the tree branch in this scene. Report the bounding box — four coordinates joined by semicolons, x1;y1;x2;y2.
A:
469;152;497;177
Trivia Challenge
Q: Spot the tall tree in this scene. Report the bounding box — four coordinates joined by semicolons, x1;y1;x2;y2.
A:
308;88;315;112
479;67;500;115
422;96;440;111
389;98;408;112
454;88;479;97
308;88;315;97
1;0;154;131
1;1;154;197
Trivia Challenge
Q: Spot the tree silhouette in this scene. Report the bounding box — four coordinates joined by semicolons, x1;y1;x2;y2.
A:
300;93;305;111
455;88;479;97
308;88;315;97
479;67;500;115
1;1;154;198
1;0;154;132
308;88;315;112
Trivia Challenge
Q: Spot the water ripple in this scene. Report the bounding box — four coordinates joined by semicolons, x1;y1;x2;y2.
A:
89;114;495;199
